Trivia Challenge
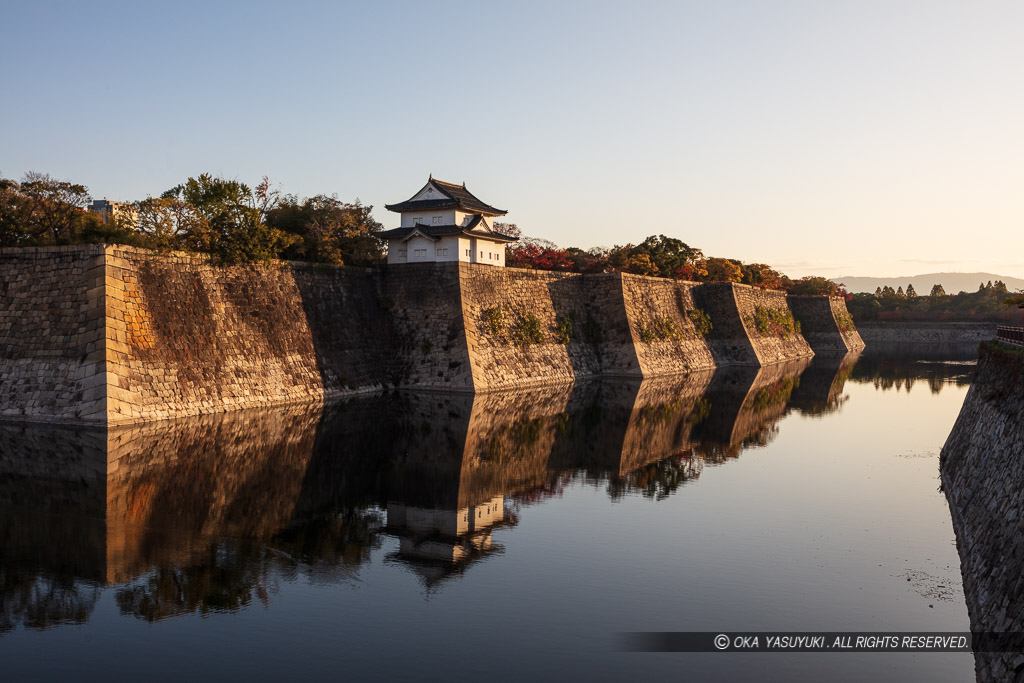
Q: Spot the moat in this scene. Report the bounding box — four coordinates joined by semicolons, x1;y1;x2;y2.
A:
0;350;977;681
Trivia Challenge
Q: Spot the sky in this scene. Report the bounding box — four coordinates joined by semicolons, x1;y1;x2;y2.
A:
2;1;1021;279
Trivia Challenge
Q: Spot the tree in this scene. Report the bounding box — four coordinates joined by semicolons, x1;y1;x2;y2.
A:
267;195;384;265
135;196;210;252
15;172;92;244
741;263;788;290
896;286;906;299
906;284;917;298
704;257;743;283
632;235;706;280
930;284;946;297
625;252;659;276
789;276;840;296
0;176;31;246
506;238;576;271
171;174;293;264
493;222;522;238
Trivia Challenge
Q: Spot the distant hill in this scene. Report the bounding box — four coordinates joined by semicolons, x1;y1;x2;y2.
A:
833;272;1024;295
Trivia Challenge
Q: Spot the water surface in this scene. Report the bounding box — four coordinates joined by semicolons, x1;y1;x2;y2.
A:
0;353;977;681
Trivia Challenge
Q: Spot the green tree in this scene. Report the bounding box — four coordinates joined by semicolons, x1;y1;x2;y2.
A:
15;172;92;244
741;263;789;290
906;284;917;298
789;276;840;296
135;196;210;252
626;252;659;275
267;195;384;265
632;235;706;280
930;284;946;297
170;174;293;264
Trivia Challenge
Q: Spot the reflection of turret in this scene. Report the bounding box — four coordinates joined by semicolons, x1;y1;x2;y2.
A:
0;353;845;622
385;496;514;588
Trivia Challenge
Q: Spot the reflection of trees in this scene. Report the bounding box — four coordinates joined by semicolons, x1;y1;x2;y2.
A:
607;453;703;501
5;350;962;625
849;356;973;394
751;376;800;413
0;570;100;633
115;508;384;622
116;542;271;621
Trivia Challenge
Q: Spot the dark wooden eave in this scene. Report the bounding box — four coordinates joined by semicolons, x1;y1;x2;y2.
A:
378;222;518;243
385;178;507;216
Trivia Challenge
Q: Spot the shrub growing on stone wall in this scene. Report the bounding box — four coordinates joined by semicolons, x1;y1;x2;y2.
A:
638;316;683;343
554;312;577;344
482;306;505;336
687;308;713;336
835;310;856;332
750;305;801;340
511;309;545;347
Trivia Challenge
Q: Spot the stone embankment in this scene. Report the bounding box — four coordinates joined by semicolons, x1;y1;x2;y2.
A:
941;341;1024;683
1;245;863;424
857;322;996;345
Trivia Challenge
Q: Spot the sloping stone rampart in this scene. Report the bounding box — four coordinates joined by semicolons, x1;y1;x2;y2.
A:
0;246;860;424
0;246;108;422
620;274;715;375
788;295;866;353
941;342;1024;683
732;284;814;364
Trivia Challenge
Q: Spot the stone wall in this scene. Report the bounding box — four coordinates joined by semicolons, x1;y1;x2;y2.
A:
788;295;866;353
733;284;815;364
0;246;858;424
458;266;641;389
857;322;996;345
620;274;715;375
104;247;326;422
941;342;1024;683
0;246;108;423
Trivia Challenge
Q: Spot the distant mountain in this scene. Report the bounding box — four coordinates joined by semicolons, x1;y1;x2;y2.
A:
833;272;1024;295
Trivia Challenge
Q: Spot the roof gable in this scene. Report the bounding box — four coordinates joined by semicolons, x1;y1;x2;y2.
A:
386;177;507;216
409;180;448;203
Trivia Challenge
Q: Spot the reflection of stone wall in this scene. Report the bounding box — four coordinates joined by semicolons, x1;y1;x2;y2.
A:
788;353;857;416
105;407;323;583
941;342;1024;683
0;353;863;619
2;246;855;423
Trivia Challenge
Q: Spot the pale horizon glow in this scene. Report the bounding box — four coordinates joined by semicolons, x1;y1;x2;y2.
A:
2;1;1021;280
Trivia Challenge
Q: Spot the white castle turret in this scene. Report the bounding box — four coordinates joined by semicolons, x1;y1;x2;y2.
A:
379;177;518;266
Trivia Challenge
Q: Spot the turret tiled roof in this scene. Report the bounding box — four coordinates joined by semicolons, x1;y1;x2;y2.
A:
378;216;518;243
385;178;507;216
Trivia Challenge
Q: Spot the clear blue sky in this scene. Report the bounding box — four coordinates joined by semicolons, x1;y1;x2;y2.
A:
2;1;1021;279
